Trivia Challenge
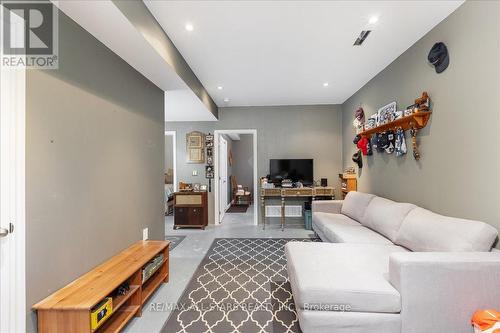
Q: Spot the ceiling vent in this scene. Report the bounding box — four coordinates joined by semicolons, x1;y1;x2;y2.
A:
353;30;371;46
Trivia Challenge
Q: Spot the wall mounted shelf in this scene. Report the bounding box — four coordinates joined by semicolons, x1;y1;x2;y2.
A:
359;111;432;137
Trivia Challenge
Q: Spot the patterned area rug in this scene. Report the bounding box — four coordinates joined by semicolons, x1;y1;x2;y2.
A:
162;238;319;333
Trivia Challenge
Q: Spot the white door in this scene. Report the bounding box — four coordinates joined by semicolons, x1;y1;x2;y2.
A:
219;136;228;221
0;11;26;333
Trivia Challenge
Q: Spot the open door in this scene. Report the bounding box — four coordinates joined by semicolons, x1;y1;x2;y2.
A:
218;136;228;222
0;14;26;332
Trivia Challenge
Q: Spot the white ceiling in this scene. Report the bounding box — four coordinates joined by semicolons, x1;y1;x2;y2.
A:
53;0;216;122
145;0;463;106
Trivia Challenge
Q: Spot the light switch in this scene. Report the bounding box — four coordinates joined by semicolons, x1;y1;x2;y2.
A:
192;170;198;176
142;228;149;240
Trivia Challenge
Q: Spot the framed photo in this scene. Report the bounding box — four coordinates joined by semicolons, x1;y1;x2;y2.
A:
206;147;213;157
207;155;213;166
186;131;204;149
377;102;396;126
205;165;214;179
206;141;213;148
200;184;208;191
205;134;214;144
188;148;205;164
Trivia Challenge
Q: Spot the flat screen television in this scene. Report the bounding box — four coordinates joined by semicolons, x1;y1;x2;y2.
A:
270;159;313;186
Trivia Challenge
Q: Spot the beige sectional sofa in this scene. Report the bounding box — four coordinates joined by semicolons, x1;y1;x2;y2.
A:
285;191;500;333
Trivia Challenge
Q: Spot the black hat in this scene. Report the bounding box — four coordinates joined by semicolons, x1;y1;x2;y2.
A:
352;150;363;169
353;135;361;145
428;42;449;73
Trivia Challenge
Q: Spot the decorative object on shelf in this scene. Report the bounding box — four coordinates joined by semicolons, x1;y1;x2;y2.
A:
179;182;193;192
186;131;205;164
428;42;449;74
377;101;397;126
200;184;208;191
414;91;431;112
193;183;200;191
344;167;355;174
352;150;363;168
353;107;365;133
365;114;377;130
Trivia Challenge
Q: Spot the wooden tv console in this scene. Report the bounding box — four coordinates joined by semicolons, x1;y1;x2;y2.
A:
33;240;170;333
260;186;335;230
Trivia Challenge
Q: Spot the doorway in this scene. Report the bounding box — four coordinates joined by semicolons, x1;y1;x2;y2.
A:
214;130;258;226
164;131;176;216
218;135;229;221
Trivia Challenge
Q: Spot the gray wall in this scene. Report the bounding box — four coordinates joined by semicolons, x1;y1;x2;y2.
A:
165;134;174;176
341;1;500;247
26;11;165;332
232;134;254;191
166;104;343;224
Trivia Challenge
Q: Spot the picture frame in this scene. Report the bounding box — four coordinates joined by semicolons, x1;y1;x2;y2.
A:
205;165;214;179
200;184;208;191
377;101;397;126
206;147;213;157
187;148;205;164
186;131;204;149
207;155;213;166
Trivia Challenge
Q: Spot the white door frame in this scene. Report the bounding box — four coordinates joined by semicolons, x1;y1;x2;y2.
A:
0;23;27;333
164;131;177;192
214;129;258;225
218;135;229;221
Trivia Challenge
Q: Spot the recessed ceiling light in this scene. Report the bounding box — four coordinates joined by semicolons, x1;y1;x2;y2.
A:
368;16;379;24
185;23;194;31
217;86;223;90
323;82;329;87
223;98;230;102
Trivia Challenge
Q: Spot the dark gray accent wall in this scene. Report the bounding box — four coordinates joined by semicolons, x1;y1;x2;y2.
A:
341;1;500;247
232;134;254;191
112;0;218;119
26;11;165;332
166;104;342;224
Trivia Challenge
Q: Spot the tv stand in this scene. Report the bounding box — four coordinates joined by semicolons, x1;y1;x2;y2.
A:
260;186;335;230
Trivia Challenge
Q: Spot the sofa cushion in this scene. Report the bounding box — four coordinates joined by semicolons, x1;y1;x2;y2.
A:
322;224;393;245
285;242;407;313
363;197;416;242
312;212;361;234
395;207;498;252
341;191;375;223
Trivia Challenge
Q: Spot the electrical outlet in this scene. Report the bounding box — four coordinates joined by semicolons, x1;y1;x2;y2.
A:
192;170;198;176
142;228;149;241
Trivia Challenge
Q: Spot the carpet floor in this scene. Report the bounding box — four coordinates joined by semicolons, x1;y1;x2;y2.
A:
162;238;318;333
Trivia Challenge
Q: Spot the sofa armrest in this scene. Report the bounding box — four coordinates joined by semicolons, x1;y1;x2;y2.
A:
311;200;343;214
389;252;500;333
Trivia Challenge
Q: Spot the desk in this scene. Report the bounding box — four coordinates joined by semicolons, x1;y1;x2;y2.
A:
260;187;335;230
